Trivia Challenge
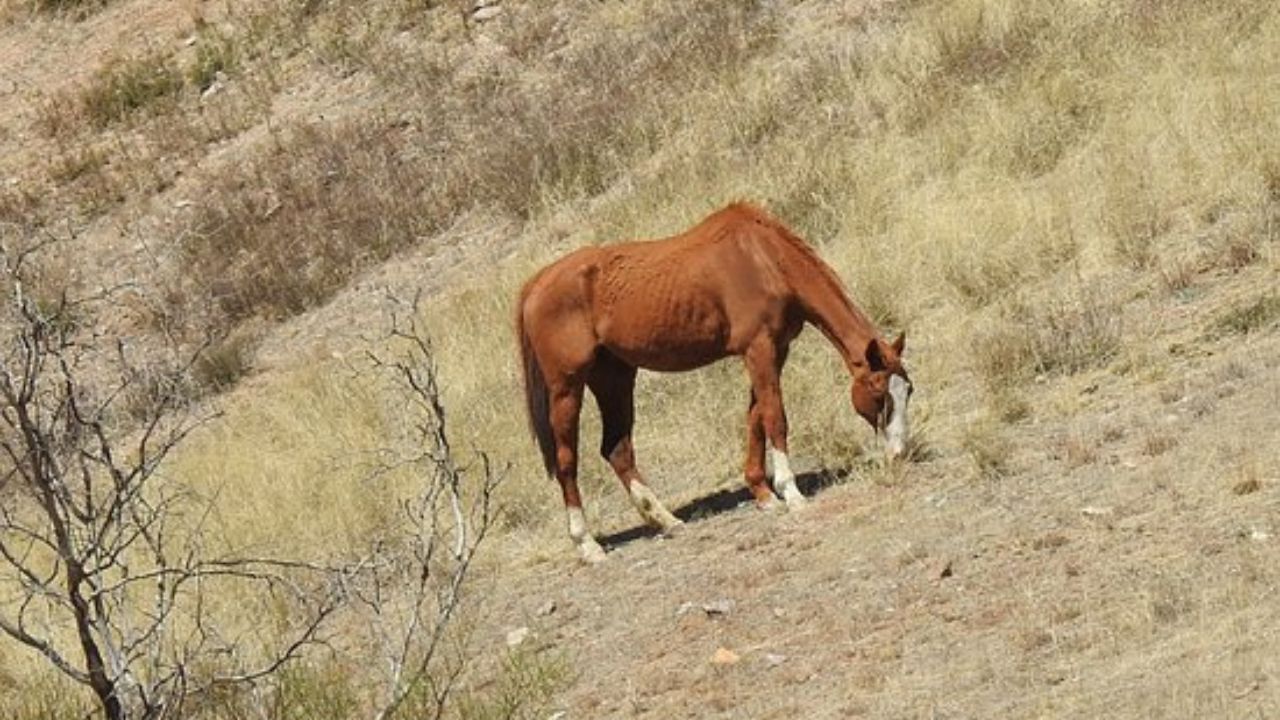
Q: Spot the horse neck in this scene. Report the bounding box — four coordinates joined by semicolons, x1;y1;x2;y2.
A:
779;243;878;374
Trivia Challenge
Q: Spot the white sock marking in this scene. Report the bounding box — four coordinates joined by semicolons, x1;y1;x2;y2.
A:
567;506;588;541
628;480;682;531
566;506;606;563
770;447;805;508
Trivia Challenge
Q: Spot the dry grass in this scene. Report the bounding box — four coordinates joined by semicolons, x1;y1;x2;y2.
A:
3;0;1280;716
167;0;778;330
1209;292;1280;337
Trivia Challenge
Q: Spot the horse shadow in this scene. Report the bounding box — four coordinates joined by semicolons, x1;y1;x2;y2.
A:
598;468;849;549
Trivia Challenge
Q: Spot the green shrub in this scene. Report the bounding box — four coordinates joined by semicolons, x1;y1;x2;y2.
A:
81;50;183;128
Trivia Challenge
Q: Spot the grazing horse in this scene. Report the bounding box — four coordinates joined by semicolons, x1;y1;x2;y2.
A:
516;202;912;563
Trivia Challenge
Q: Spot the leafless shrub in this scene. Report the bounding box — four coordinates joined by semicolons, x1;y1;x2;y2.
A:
0;229;340;719
973;283;1123;387
350;294;505;720
173;2;778;329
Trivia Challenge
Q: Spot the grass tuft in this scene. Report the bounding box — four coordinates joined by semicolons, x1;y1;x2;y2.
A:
79;50;184;128
1208;294;1280;337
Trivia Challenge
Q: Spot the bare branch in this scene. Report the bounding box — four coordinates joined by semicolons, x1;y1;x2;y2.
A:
359;293;507;720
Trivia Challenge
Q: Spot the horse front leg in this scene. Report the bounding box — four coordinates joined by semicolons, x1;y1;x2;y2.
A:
744;392;781;510
745;340;806;510
550;381;607;564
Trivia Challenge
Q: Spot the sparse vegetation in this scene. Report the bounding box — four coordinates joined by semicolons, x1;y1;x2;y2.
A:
2;0;1279;716
1209;293;1280;336
961;417;1012;478
79;50;184;128
27;0;108;17
187;24;241;92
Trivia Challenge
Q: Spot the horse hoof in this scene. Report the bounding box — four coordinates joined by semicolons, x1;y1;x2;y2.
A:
756;497;783;513
784;494;808;512
659;519;685;538
579;541;607;565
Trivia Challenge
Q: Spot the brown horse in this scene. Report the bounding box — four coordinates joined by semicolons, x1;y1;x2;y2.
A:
516;202;911;563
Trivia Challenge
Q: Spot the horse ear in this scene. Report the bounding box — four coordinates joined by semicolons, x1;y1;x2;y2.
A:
865;339;887;372
891;331;906;356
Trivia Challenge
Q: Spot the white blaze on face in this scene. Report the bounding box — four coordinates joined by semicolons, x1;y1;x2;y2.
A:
885;373;910;459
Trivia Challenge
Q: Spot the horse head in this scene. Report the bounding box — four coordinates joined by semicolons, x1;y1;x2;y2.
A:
850;332;912;460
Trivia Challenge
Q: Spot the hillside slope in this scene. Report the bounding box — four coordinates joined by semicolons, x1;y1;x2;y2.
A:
1;0;1278;717
478;264;1279;718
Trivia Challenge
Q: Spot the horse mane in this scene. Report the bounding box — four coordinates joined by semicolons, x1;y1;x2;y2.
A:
716;202;877;339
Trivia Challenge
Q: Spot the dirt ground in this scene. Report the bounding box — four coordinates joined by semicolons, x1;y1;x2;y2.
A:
476;267;1279;719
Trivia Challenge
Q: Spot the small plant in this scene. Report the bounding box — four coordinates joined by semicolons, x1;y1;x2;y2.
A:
973;287;1122;387
30;0;108;16
972;321;1036;388
80;50;184;128
1208;293;1280;337
988;387;1032;423
194;331;254;392
454;648;570;720
1141;429;1178;457
188;25;241;92
1055;431;1098;468
961;418;1011;479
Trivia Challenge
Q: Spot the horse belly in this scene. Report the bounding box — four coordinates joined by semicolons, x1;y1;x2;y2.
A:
597;304;732;372
611;341;728;372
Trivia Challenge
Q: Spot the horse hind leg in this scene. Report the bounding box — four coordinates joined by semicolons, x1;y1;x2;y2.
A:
589;359;683;535
610;435;684;535
549;381;607;564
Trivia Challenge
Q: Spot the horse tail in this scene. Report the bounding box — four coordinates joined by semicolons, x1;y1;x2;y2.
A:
516;290;557;476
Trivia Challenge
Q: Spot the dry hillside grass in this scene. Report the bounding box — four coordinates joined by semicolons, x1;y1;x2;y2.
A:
1;0;1279;717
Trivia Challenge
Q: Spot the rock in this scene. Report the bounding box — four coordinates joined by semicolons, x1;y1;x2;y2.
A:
936;559;954;579
537;600;557;617
711;647;740;665
702;599;735;616
200;79;224;102
505;626;530;647
471;5;503;22
1233;478;1262;495
763;652;787;667
1080;505;1113;518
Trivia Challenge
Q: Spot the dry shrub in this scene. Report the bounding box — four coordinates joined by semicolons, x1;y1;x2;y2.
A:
181;120;434;323
193;331;255;392
1141;429;1178;457
75;50;184;129
1208;293;1280;337
961;417;1011;479
1055;430;1098;468
187;23;242;92
974;283;1122;387
24;0;107;16
174;2;779;327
